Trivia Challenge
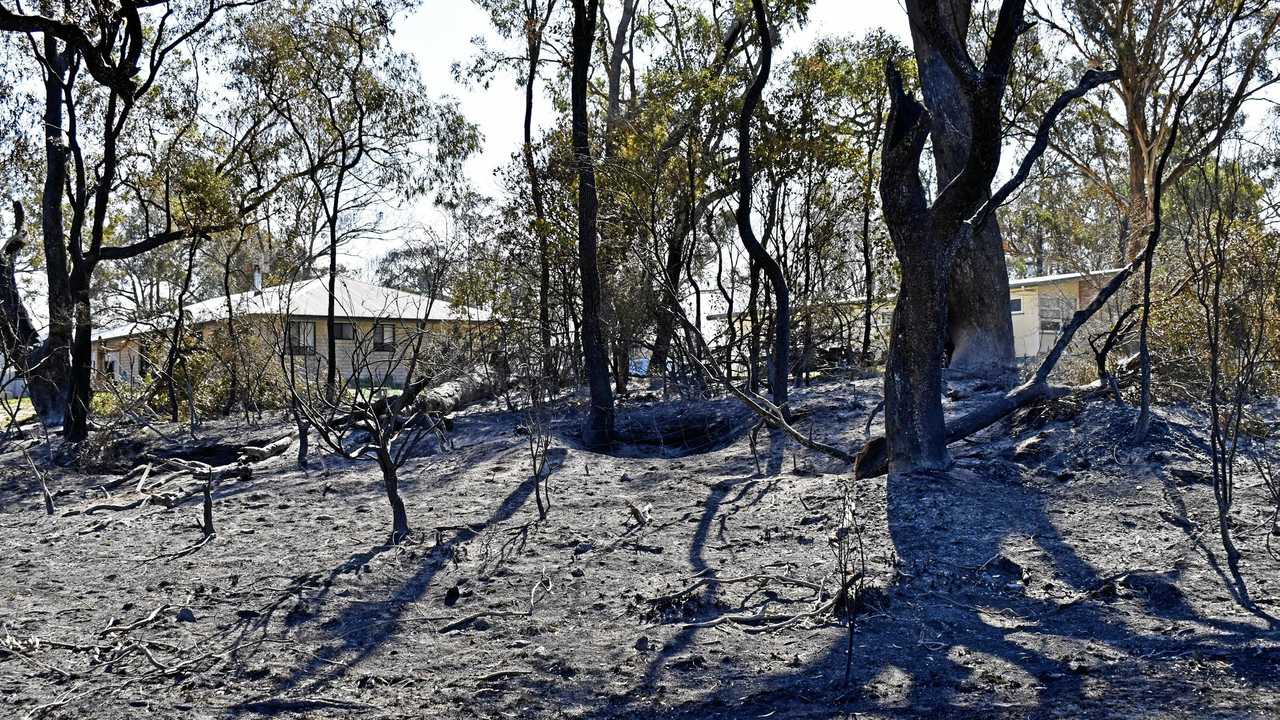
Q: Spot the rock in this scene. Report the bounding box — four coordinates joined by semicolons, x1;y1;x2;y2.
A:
175;607;197;623
982;554;1026;586
634;636;651;652
443;585;460;607
569;567;585;578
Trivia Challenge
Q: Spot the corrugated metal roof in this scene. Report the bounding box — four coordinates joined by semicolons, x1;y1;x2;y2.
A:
92;276;490;343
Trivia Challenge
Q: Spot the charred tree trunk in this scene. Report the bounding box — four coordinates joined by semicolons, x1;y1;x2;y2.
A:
522;0;556;382
907;0;1015;381
571;0;614;449
736;0;788;408
36;36;73;428
880;69;950;472
879;0;1024;473
377;448;410;544
64;265;94;441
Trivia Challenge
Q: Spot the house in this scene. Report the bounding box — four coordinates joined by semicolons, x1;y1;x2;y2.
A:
91;276;490;389
706;268;1121;364
1006;269;1120;358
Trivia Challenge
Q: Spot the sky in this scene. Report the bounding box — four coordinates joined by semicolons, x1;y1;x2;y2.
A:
371;0;912;270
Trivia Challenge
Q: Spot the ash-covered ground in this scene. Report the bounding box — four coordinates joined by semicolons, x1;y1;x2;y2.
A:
2;377;1278;718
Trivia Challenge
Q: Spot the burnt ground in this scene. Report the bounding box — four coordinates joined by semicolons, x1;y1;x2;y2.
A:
1;377;1279;719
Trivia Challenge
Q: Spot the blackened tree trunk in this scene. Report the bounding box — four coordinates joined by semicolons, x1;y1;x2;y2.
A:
65;265;95;439
37;35;73;427
907;0;1015;381
736;0;788;409
522;0;556;382
880;0;1024;473
571;0;614;449
377;448;411;543
880;69;950;471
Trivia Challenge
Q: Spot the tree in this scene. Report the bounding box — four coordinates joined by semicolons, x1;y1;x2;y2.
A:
735;0;789;408
570;0;615;449
0;1;278;440
879;0;1028;473
465;0;564;381
906;0;1016;381
232;0;475;404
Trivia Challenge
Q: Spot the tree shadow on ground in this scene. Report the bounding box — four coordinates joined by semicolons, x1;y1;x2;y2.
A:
558;443;1280;719
225;445;562;716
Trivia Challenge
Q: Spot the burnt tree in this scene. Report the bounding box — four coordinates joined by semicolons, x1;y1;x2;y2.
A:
736;0;789;408
879;0;1025;473
906;0;1015;381
571;0;615;449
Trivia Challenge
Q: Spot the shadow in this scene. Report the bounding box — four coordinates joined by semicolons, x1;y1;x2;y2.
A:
228;461;546;715
1157;467;1279;629
558;440;1280;719
640;473;750;688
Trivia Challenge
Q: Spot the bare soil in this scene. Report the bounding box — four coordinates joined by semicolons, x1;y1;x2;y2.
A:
2;377;1278;719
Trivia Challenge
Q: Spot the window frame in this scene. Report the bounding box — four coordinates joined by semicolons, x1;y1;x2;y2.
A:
1009;296;1024;315
333;322;356;341
287;320;317;355
373;324;395;352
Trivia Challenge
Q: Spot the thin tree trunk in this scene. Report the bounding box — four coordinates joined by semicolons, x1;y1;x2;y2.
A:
522;0;556;381
571;0;614;449
736;0;787;408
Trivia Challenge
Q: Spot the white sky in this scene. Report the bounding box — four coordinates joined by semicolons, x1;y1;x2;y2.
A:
369;0;911;269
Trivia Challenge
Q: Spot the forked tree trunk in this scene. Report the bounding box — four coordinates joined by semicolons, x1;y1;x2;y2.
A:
879;0;1024;473
571;0;615;449
879;68;952;472
907;0;1015;381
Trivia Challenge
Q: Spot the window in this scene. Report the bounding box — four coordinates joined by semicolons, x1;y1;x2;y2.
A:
333;322;356;341
373;324;395;351
1009;297;1023;314
287;321;316;354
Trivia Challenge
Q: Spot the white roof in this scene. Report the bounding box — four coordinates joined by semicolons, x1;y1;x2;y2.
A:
706;268;1124;320
1008;268;1122;289
93;276;489;343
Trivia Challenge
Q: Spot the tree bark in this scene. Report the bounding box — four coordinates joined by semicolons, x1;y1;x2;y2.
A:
907;0;1015;381
522;0;556;382
879;0;1025;473
571;0;614;449
378;448;410;544
736;0;788;409
37;35;72;427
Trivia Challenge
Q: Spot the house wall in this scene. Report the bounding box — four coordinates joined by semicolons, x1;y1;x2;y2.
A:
92;314;483;391
1011;279;1082;359
282;316;474;388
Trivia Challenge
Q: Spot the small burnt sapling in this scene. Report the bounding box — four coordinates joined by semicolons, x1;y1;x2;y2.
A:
287;305;455;544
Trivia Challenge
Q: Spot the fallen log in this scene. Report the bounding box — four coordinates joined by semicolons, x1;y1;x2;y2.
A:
239;431;297;463
414;367;494;415
329;366;495;430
